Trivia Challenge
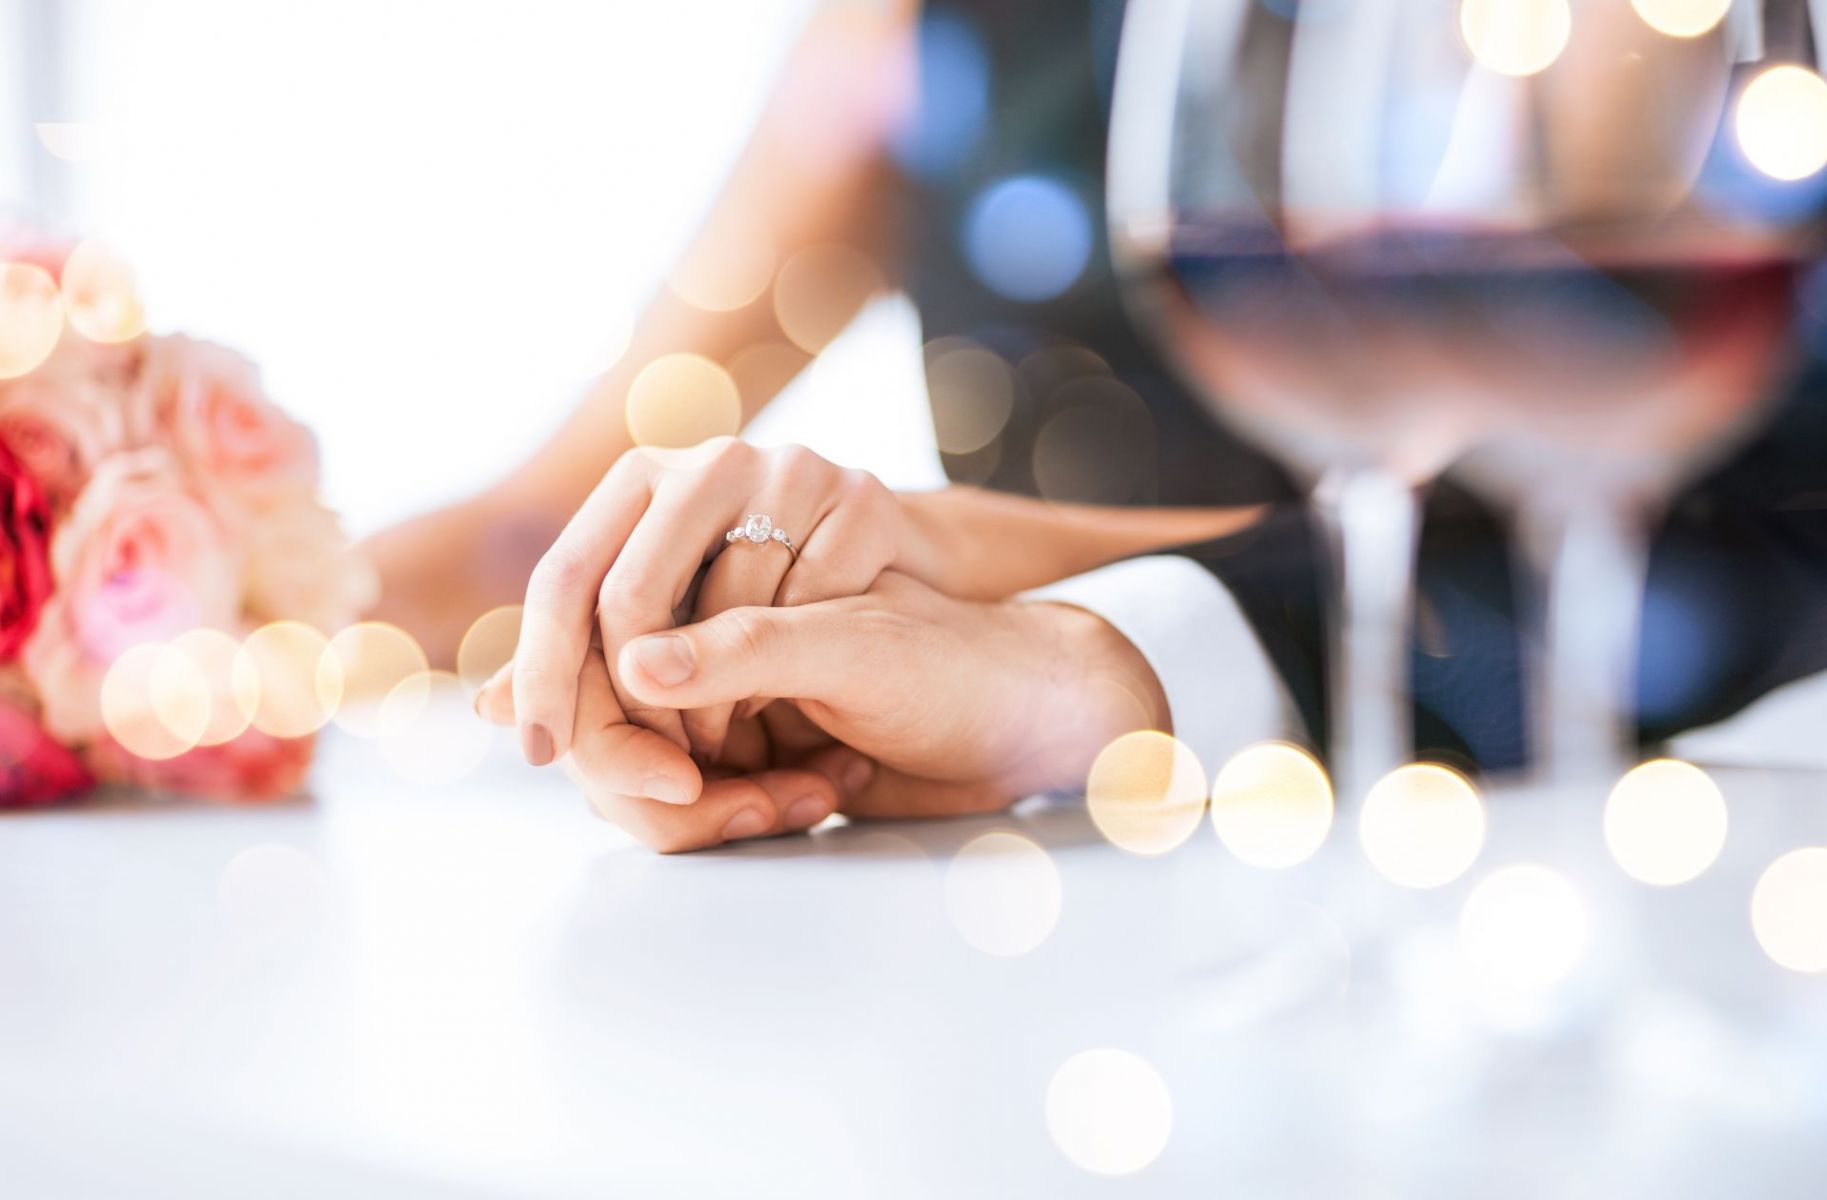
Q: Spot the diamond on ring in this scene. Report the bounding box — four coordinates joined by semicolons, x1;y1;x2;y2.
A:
723;513;798;561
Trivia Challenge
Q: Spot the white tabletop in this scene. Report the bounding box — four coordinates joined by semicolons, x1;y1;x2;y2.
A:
4;719;1827;1198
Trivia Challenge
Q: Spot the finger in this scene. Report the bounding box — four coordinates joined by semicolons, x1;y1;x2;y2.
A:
568;650;701;805
515;456;654;764
596;441;761;753
618;601;854;711
759;699;838;758
802;744;1012;820
681;491;823;759
580;766;840;854
716;714;774;774
475;660;515;725
774;469;898;608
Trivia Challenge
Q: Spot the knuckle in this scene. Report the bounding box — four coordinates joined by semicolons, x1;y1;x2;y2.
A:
717;606;774;663
595;565;662;615
771;443;827;483
529;546;594;597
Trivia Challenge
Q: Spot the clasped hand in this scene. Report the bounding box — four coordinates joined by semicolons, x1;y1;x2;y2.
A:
479;438;1168;852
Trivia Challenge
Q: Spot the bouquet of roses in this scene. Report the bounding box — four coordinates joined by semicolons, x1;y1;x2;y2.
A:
0;230;374;807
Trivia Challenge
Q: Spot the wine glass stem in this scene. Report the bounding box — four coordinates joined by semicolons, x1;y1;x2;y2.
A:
1518;491;1647;786
1314;467;1421;804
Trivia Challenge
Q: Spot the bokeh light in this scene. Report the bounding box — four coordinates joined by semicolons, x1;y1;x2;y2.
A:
772;243;884;353
59;239;147;344
318;621;429;738
1045;1049;1173;1176
0;262;64;380
1458;863;1589;991
34;121;114;163
666;210;777;312
1459;0;1571;78
377;669;492;785
963;174;1092;303
234;621;337;739
1086;731;1207;856
456;605;523;692
166;628;252;747
1735;65;1827;182
100;642;208;761
1031;377;1156;505
1359;763;1486;889
890;10;989;178
624;352;742;449
1604;758;1728;886
1209;741;1333;869
1629;0;1730;38
943;830;1062;957
1751;847;1827;973
924;340;1015;455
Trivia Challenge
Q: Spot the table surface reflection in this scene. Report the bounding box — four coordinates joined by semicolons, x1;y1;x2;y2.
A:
3;726;1826;1199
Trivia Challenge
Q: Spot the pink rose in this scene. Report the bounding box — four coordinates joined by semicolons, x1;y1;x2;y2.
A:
243;496;378;632
22;449;239;742
1;697;94;807
0;339;133;512
0;442;53;661
85;727;312;802
132;336;319;507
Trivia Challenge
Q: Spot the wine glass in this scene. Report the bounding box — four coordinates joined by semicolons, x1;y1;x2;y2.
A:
1107;0;1822;793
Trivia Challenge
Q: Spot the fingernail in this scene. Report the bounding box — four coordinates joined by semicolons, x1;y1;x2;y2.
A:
521;723;554;767
472;688;485;718
843;757;874;794
643;776;692;806
632;635;694;687
720;807;770;841
784;796;830;830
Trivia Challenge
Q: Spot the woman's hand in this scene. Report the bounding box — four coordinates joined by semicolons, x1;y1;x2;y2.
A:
483;572;1170;852
513;437;904;775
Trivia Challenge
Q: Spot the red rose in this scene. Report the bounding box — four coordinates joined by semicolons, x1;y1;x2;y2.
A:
0;441;53;661
0;700;93;808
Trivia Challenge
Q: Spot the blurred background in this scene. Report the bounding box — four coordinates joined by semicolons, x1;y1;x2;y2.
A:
0;0;943;536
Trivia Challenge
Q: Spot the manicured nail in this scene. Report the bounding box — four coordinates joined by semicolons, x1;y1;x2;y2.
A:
643;776;692;806
784;796;830;830
720;807;770;841
843;757;874;794
632;635;694;686
521;723;554;766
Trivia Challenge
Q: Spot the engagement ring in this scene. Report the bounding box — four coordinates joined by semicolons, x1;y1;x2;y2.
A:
724;513;798;562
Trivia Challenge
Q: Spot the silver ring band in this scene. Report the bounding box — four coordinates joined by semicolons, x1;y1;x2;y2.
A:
724;513;798;563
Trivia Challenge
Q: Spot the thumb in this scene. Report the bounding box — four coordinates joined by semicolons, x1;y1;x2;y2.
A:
617;603;849;709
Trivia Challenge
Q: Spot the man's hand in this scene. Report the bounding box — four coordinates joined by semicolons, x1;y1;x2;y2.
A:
479;572;1170;851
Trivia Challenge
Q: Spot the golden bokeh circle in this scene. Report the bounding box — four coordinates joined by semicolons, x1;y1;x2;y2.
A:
1630;0;1730;38
0;262;64;380
456;605;523;692
1735;65;1827;183
318;621;429;739
1603;758;1728;886
624;352;742;449
378;669;492;785
943;830;1062;957
1458;863;1589;991
925;342;1016;455
1209;741;1333;869
1359;763;1486;889
166;628;252;747
101;642;207;761
1751;847;1827;973
60;239;147;344
1086;731;1207;856
1459;0;1572;78
234;621;337;739
772;243;884;354
1045;1048;1173;1176
667;210;777;312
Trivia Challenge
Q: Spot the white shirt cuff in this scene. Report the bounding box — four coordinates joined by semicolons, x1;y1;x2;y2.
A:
1022;555;1301;776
